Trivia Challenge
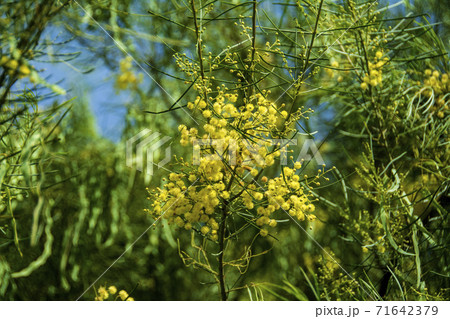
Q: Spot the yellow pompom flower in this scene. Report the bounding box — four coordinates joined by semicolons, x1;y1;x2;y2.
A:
201;226;210;235
115;57;141;90
198;100;207;109
97;286;109;300
119;290;129;301
203;110;212;118
0;56;9;65
108;286;117;295
18;64;30;77
5;59;18;70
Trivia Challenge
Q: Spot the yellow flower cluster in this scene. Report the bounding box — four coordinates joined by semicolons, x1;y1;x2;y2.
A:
0;53;66;93
1;56;31;79
326;60;343;82
412;69;449;119
423;69;449;91
360;51;388;90
255;165;317;236
95;285;134;301
116;56;142;90
147;90;317;239
317;249;359;300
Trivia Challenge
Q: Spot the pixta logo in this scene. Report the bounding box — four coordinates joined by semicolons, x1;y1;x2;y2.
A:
192;138;324;166
126;129;172;175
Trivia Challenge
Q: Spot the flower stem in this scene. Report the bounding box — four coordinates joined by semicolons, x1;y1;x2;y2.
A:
218;208;227;301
